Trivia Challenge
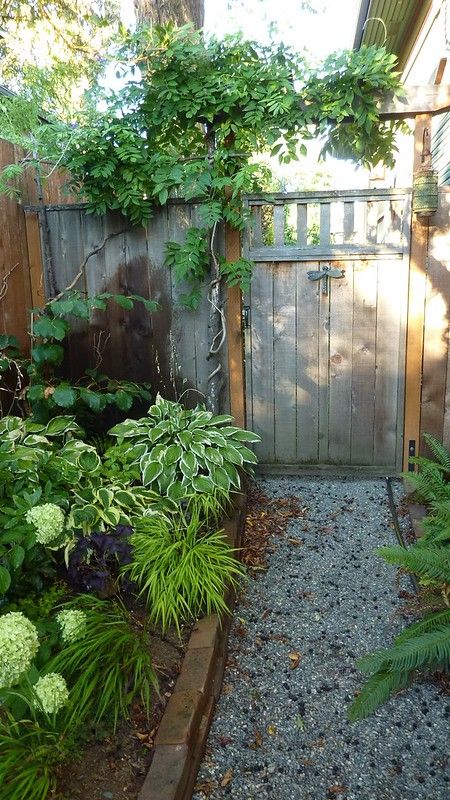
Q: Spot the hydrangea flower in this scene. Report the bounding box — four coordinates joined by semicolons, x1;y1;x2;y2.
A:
56;609;87;644
33;673;69;715
0;612;39;689
25;503;65;545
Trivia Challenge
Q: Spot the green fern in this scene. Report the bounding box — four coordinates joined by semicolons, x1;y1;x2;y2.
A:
357;625;450;675
394;608;450;644
403;463;450;503
378;544;450;585
423;433;450;471
348;669;410;722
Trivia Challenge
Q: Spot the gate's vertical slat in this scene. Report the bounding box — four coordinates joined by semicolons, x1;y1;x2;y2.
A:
319;203;331;246
250;263;275;461
273;262;297;462
53;209;91;379
351;259;377;464
168;204;197;399
318;276;330;463
273;205;285;246
296;262;320;462
146;206;175;399
244;283;253;432
373;259;404;466
328;262;353;463
343;202;355;243
124;225;153;384
297;204;307;246
251;206;263;246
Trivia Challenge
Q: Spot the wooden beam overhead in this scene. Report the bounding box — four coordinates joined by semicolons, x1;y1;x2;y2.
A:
378;84;450;118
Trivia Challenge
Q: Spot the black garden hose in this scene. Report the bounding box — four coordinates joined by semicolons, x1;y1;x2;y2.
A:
385;477;419;594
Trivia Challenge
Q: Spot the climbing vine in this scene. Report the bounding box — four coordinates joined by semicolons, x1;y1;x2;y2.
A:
1;24;405;410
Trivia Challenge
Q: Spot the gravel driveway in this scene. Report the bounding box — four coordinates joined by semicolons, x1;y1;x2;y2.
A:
192;477;450;800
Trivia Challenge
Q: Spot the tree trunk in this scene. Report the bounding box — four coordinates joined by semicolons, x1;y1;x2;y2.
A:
134;0;204;27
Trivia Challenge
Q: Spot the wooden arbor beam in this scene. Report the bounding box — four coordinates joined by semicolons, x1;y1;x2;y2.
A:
378;84;450;118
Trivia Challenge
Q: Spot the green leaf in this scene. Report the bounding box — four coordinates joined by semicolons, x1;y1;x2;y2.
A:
33;316;68;341
115;389;133;411
9;544;25;569
32;343;64;365
180;451;198;478
0;565;11;594
113;295;134;310
142;460;164;485
192;474;214;493
165;444;183;465
52;385;78;408
78;449;102;472
45;416;78;436
79;388;104;412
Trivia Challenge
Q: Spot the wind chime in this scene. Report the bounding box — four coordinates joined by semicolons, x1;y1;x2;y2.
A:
412;126;439;217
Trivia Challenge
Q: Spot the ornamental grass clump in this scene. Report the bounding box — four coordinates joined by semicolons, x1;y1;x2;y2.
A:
123;505;245;633
48;595;158;729
0;612;39;689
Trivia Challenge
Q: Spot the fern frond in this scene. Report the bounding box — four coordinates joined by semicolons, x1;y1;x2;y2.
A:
402;464;450;503
357;624;450;675
378;544;450;584
347;670;410;721
380;626;450;672
394;609;450;645
423;433;450;471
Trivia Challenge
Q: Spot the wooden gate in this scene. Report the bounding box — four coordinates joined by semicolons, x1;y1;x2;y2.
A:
243;189;412;471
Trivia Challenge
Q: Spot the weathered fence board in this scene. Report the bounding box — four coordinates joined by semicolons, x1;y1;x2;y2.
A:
32;204;228;409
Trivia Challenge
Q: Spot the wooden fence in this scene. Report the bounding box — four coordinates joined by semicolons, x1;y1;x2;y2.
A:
0;138;74;350
23;202;229;409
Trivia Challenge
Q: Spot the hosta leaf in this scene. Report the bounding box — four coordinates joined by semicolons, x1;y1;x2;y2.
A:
78;450;102;472
190;441;206;459
207;431;227;447
212;466;231;491
180;451;198;479
100;506;122;526
45;416;79;436
208;414;234;425
167;481;188;501
223;445;244;465
223;461;241;488
238;445;258;464
205;446;223;466
177;430;193;448
142;460;164;485
231;429;261;443
192;474;215;493
165;444;183;465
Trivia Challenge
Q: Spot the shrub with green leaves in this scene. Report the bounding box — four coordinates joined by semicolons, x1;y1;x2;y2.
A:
47;595;158;729
123;505;244;633
107;395;260;501
403;432;450;504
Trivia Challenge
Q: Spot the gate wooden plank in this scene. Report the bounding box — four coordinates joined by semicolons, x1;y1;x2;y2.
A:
328;261;353;463
168;203;197;399
146;206;175;399
250;263;275;461
296;261;320;462
351;259;377;464
374;258;407;467
318;270;330;463
273;262;297;462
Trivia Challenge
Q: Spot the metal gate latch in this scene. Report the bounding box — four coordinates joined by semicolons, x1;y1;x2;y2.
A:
307;265;345;295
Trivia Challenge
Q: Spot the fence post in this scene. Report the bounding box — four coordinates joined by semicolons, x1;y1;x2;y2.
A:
24;211;46;309
225;223;245;428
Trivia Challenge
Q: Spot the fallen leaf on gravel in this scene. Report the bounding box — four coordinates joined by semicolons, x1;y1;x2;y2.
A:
311;737;325;748
328;785;347;795
288;651;302;669
222;683;233;695
194;780;217;796
220;769;233;787
249;729;263;749
267;724;277;736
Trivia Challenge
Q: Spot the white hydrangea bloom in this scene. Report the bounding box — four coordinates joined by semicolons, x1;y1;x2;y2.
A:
33;673;69;715
0;612;39;689
56;609;87;644
25;503;65;545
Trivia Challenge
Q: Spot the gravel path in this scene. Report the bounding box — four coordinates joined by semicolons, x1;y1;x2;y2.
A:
193;477;450;800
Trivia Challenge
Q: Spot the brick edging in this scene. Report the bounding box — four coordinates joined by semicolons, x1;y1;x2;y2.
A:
138;491;247;800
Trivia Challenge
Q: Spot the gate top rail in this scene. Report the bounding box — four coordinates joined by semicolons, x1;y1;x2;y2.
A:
243;188;412;261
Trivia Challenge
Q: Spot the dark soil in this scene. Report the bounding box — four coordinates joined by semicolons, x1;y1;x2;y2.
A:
56;630;189;800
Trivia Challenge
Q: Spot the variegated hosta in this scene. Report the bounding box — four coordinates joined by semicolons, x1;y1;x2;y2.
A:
108;395;260;500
